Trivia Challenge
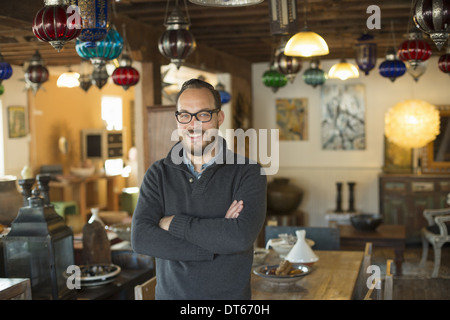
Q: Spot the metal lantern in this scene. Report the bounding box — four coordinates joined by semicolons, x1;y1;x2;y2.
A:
2;174;75;300
75;0;109;47
268;0;298;36
262;67;287;93
158;0;196;69
76;27;123;67
406;60;427;81
0;53;13;85
379;49;406;82
78;59;93;92
112;54;140;90
24;50;49;93
303;59;326;88
354;33;377;76
398;31;432;69
414;0;450;50
216;82;231;104
91;63;109;89
438;50;450;74
275;41;302;83
32;0;82;52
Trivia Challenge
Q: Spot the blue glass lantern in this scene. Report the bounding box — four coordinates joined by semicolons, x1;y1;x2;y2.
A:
0;53;13;84
76;27;123;66
76;0;109;47
379;49;406;82
216;82;231;104
303;59;326;88
355;33;377;75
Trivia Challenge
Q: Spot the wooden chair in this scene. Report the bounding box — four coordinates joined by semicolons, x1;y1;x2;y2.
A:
134;276;157;300
364;259;393;300
419;208;450;278
264;226;340;250
354;242;373;300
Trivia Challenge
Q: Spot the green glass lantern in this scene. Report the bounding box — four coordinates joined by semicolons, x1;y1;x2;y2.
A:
262;67;287;92
303;59;326;88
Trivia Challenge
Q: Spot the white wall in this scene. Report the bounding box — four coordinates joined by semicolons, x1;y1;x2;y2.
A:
252;56;450;226
0;65;29;177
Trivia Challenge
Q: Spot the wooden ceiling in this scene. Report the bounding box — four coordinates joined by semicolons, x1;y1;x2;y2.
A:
0;0;445;68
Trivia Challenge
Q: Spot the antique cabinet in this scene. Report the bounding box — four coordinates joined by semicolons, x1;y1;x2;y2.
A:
379;174;450;242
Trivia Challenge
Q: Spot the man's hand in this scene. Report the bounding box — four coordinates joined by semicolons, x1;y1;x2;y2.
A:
225;200;243;219
159;215;174;231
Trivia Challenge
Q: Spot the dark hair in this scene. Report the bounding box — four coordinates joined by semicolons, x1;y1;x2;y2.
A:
176;78;222;111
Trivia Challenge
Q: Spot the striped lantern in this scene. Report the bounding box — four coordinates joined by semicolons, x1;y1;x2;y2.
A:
158;2;196;69
24;51;49;93
112;54;140;90
414;0;450;50
438;52;450;74
398;32;432;69
275;42;302;83
303;59;326;88
262;67;287;93
32;0;82;51
0;53;13;84
379;49;406;82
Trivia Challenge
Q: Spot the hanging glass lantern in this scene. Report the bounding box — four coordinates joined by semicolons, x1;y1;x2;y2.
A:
414;0;450;50
303;59;326;88
24;50;49;93
267;0;298;36
379;49;406;82
0;53;13;85
406;60;427;82
275;41;302;83
75;0;109;47
32;0;82;52
215;82;231;104
91;63;109;89
158;0;196;69
438;49;450;74
354;33;377;76
112;53;140;90
262;67;287;93
0;84;4;95
76;26;123;67
78;59;93;92
398;31;432;69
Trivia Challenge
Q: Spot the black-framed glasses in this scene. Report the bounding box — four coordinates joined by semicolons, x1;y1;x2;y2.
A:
175;109;220;124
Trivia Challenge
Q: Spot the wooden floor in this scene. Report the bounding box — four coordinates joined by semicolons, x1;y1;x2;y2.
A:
370;243;450;300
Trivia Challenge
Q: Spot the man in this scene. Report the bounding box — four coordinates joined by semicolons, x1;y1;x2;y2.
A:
131;78;267;300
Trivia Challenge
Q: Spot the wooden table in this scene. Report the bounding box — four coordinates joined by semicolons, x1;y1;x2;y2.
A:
251;250;363;300
0;278;31;300
339;224;406;276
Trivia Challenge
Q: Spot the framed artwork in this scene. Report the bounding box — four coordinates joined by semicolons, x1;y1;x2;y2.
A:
275;98;308;141
383;136;413;173
320;84;366;150
420;105;450;174
7;106;27;138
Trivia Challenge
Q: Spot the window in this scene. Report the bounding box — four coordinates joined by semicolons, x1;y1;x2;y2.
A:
101;96;123;131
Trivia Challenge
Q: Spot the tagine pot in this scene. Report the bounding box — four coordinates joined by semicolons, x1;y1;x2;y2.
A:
267;178;303;215
0;176;23;226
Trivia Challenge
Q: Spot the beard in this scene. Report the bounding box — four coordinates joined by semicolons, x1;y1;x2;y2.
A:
179;122;220;163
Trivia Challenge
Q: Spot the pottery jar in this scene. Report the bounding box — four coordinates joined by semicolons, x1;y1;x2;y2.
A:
267;178;303;215
0;176;23;226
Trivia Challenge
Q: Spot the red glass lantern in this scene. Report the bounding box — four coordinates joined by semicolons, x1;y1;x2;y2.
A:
398;32;432;69
32;0;82;52
158;1;196;69
25;51;49;93
112;54;140;90
438;53;450;74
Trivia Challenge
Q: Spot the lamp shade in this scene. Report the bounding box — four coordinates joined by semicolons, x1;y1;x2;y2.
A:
76;27;123;66
385;99;440;149
57;71;80;88
302;59;326;87
328;59;359;80
188;0;263;6
284;28;329;57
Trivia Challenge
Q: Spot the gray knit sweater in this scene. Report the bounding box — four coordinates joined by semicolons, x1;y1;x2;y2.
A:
131;138;267;300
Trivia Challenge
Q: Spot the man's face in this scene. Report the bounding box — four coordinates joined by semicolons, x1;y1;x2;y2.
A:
177;87;224;157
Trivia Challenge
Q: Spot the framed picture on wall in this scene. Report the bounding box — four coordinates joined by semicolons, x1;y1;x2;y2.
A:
320;84;366;150
7;106;27;138
275;98;308;141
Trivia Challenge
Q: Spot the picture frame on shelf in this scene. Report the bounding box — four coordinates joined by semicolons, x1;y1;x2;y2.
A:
7;106;27;138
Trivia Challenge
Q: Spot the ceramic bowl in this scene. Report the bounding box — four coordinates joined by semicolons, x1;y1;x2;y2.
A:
350;213;383;231
253;248;270;265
